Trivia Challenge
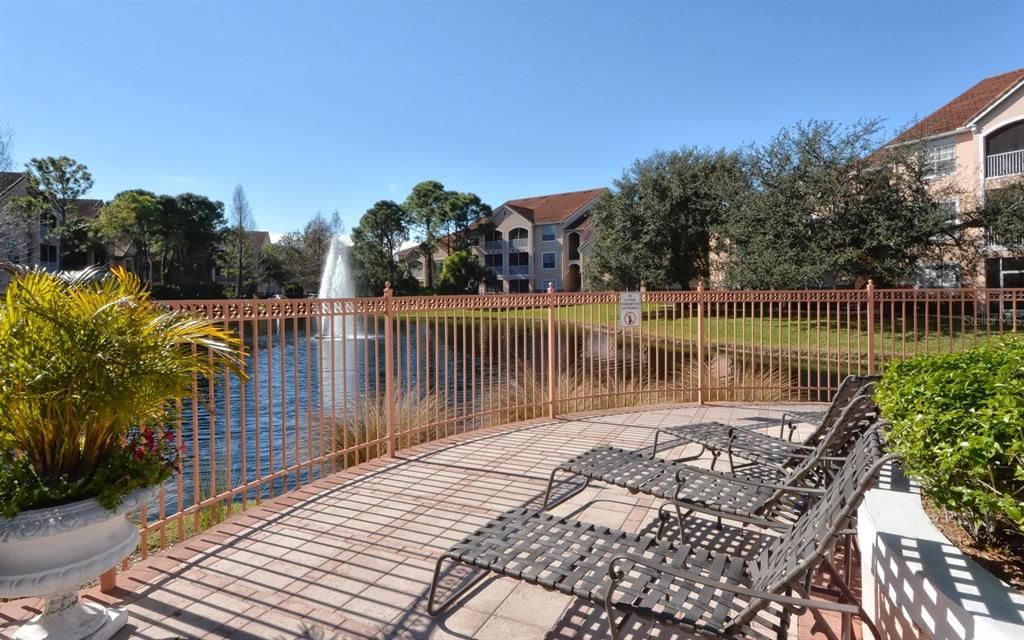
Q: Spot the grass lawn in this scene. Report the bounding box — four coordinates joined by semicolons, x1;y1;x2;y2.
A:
397;301;1011;361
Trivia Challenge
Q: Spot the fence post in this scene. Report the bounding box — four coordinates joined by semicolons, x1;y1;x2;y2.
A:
696;283;705;405
383;282;396;456
100;567;116;593
547;283;556;419
866;279;875;375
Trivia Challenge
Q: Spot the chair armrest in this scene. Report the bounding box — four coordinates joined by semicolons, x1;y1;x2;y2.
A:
607;554;860;616
778;413;798;439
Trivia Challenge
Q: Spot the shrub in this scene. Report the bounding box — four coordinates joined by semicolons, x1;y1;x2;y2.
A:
875;337;1024;540
0;265;245;517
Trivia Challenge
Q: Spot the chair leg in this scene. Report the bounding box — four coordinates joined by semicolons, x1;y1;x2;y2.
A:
427;555;490;616
603;569;629;640
543;468;590;509
656;505;672;539
821;556;882;640
673;504;693;534
709;450;721;471
796;584;843;640
542;468;560;508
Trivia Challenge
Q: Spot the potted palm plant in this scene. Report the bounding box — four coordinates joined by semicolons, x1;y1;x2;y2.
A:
0;265;245;640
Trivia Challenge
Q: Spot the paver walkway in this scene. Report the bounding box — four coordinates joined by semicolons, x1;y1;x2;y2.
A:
2;403;861;640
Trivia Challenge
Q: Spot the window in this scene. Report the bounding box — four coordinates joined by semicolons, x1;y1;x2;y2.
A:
484;254;503;268
40;243;58;264
932;200;960;240
923;143;956;178
468;235;479;246
541;225;556;242
508;280;531;293
4;238;19;262
915;262;960;288
541;252;556;270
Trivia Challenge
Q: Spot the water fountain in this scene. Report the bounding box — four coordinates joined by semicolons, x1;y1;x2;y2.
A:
317;234;357;339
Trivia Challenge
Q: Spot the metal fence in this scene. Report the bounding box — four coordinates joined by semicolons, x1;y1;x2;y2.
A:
105;283;1023;587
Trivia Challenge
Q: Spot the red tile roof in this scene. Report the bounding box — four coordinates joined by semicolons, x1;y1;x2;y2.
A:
889;68;1024;145
501;188;607;224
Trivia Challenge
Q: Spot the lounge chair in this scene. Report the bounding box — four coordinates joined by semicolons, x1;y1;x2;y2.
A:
649;375;880;473
428;425;891;640
542;396;878;529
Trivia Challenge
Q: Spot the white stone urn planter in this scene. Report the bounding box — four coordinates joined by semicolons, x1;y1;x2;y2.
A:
0;488;155;640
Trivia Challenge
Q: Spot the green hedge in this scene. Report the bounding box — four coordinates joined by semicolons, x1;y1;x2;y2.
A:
875;337;1024;540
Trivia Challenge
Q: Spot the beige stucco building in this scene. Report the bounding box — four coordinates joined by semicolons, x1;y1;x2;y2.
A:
402;188;607;293
883;67;1024;288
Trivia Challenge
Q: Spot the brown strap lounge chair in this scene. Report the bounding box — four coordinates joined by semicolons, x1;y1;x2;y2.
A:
542;396;878;530
429;425;891;640
649;374;880;473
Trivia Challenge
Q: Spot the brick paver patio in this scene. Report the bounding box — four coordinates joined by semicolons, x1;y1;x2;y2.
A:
1;403;861;640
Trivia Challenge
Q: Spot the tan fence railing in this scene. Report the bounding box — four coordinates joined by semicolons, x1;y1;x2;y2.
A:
104;283;1023;587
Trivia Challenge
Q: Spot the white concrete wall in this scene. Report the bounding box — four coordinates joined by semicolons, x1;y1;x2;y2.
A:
858;463;1024;640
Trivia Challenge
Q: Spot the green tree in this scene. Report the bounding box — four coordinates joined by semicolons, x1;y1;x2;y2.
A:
404;180;450;288
437;250;492;294
350;200;413;296
21;156;95;269
444;191;492;251
262;213;343;296
981;182;1024;255
150;193;226;298
296;212;340;293
94;191;162;282
1;196;45;270
219;185;263;298
261;236;301;295
722;119;948;288
584;148;747;290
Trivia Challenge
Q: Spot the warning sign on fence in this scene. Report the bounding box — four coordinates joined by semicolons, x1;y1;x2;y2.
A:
620;292;641;328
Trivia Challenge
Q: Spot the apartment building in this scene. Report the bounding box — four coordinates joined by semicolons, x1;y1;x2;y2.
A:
401;188;607;293
0;171;104;292
883;67;1024;288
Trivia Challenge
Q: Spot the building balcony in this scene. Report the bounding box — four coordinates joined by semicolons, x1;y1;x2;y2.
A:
507;264;530;275
986;148;1024;179
484;240;505;252
509;239;530;251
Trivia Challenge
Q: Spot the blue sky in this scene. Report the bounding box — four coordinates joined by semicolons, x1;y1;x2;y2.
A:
1;1;1022;238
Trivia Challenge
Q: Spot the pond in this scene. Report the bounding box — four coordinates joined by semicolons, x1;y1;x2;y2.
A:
159;316;842;517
